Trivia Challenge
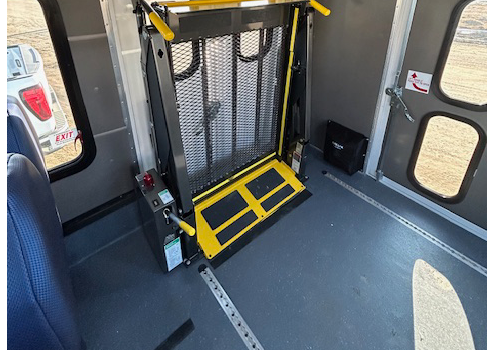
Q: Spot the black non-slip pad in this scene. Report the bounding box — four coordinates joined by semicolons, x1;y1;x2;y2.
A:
201;191;248;230
261;184;295;212
216;210;258;246
245;168;285;200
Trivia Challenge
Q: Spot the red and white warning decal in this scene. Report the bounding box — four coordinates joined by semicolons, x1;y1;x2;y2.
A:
405;70;432;94
49;128;78;148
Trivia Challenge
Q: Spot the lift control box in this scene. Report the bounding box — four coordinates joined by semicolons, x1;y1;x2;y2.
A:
135;169;197;272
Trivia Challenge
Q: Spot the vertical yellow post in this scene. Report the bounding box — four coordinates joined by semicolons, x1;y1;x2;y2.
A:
278;7;300;157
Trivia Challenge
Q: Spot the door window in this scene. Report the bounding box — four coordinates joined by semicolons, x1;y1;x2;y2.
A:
439;0;487;106
413;115;482;199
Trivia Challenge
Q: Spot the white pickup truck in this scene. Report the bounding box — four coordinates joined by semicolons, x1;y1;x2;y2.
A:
7;44;69;154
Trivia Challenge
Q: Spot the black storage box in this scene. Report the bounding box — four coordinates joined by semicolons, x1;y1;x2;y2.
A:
323;120;368;175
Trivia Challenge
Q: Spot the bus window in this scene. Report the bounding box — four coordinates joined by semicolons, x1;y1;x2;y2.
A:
7;0;84;170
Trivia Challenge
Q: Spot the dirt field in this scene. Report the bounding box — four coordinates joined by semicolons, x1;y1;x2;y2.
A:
7;0;487;196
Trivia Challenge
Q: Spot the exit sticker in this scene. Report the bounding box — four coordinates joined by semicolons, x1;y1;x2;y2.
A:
405;70;432;94
49;128;78;147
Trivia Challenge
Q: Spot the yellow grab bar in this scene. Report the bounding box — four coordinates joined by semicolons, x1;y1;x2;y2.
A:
141;0;175;41
309;0;330;16
149;12;175;41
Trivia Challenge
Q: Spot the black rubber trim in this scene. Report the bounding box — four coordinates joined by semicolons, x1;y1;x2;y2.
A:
216;210;258;246
261;184;295;211
210;189;311;269
62;190;138;236
245;167;285;200
38;0;97;182
201;191;248;230
154;319;195;350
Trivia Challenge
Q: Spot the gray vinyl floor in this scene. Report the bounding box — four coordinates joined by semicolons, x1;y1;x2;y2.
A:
68;148;487;350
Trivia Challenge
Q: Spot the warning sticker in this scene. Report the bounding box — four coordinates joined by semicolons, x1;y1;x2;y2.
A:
405;70;432;94
158;189;174;204
291;151;301;173
49;128;78;148
164;237;183;271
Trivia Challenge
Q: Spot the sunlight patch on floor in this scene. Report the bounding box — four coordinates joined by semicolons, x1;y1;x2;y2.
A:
413;259;475;350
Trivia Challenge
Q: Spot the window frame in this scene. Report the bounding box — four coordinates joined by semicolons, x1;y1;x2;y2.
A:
407;112;486;204
36;0;96;181
433;0;487;112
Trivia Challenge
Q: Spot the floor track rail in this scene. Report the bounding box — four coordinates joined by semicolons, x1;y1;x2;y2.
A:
199;265;264;350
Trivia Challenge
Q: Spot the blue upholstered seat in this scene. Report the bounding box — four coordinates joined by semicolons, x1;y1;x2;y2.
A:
7;153;84;350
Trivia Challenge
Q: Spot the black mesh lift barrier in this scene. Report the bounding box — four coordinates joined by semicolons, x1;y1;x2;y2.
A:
134;0;330;267
172;28;285;194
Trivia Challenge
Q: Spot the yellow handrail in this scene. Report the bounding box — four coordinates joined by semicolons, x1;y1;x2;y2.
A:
278;7;299;157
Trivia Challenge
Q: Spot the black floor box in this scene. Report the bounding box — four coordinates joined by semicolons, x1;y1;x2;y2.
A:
323;120;368;175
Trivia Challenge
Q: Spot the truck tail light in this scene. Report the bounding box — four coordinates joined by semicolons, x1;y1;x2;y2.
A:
19;84;52;121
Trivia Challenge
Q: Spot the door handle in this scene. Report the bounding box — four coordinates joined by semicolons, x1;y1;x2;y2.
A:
385;87;414;123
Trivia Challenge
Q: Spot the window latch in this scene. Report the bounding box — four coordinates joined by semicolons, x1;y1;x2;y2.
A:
385;87;414;123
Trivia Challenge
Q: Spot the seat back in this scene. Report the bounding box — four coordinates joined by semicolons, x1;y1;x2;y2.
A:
7;96;48;182
7;153;82;350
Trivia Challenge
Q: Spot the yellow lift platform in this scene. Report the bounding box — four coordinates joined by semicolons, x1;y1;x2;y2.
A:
195;158;305;260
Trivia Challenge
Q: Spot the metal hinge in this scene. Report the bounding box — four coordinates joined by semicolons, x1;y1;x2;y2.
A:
385;86;414;123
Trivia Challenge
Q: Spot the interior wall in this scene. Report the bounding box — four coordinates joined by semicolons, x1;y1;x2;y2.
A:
310;0;397;149
51;0;135;222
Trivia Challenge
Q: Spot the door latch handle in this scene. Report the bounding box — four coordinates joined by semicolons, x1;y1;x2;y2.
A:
385;87;414;123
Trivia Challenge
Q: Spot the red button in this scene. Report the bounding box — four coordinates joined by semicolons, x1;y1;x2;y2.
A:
143;172;154;188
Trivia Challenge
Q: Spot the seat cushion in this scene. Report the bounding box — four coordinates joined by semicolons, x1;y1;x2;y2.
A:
7;153;82;350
